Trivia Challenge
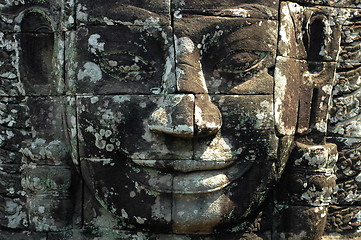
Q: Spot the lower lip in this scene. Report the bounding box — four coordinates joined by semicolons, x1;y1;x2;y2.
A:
132;159;236;172
127;160;253;194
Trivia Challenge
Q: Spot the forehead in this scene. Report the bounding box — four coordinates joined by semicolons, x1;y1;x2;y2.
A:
77;0;279;26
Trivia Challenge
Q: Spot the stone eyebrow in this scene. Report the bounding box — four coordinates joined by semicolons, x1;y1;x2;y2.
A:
179;4;278;20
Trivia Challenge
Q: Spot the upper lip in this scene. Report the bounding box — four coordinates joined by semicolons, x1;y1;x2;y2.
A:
127;160;253;194
132;159;237;172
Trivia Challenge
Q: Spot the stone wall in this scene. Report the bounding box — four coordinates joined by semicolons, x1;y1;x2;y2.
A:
0;0;361;239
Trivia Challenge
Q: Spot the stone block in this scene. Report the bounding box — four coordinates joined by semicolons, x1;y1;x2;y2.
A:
0;0;74;33
172;160;278;234
81;159;173;232
68;25;173;95
76;0;170;26
77;95;193;160
22;165;73;232
174;16;277;94
338;8;361;63
0;163;22;197
0;32;22;96
20;97;72;165
194;95;277;163
0;230;46;240
278;2;341;62
275;56;336;137
15;31;65;96
0;97;29;129
325;206;361;236
274;205;328;240
172;0;279;19
149;94;194;137
0;195;27;229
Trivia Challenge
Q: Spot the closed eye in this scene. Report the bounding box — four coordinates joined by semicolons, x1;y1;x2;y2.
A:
214;51;266;73
98;51;155;79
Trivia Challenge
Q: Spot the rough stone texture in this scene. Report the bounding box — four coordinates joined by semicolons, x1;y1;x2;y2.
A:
1;0;361;239
76;0;170;26
173;0;279;20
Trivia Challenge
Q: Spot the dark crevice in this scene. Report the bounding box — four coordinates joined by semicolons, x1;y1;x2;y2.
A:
309;88;319;130
305;15;326;71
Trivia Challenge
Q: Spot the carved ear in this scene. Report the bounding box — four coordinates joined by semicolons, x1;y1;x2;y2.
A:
19;11;55;94
275;5;341;141
296;12;340;141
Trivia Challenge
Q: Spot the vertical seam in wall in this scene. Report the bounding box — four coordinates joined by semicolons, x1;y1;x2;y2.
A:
272;2;283;239
170;0;175;231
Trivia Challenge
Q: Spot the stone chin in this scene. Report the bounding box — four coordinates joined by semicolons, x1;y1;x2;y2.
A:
80;135;293;234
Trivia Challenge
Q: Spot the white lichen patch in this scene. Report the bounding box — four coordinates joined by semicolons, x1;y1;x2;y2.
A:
5;199;27;228
274;58;292;135
175;37;195;54
77;62;102;83
121;209;129;219
198;134;234;161
279;4;291;49
162;45;176;93
113;95;131;103
315;119;327;133
151;107;168;126
87;158;113;166
134;216;147;224
76;4;89;22
90;96;99;104
322;84;333;95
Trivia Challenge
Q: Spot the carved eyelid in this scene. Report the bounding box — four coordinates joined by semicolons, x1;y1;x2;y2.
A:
214;50;266;73
98;51;155;73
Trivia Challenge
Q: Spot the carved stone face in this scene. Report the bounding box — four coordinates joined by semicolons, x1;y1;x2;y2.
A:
71;0;290;234
0;0;343;236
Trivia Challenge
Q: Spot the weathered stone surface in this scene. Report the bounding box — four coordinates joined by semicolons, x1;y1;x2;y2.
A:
0;0;74;32
0;230;46;240
1;0;357;239
194;94;222;136
0;164;22;197
173;0;279;19
22;165;73;231
171;160;277;234
69;25;172;95
0;195;27;229
325;137;361;205
77;95;193;160
275;205;328;240
291;0;361;8
325;206;361;236
277;141;338;206
274;56;301;136
16;32;65;96
275;56;336;137
81;158;173;232
278;2;341;61
150;94;194;137
20;97;71;165
194;95;276;162
76;0;170;26
0;32;23;96
174;16;277;94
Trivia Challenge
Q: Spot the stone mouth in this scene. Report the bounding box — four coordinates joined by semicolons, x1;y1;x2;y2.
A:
127;160;253;194
132;159;237;172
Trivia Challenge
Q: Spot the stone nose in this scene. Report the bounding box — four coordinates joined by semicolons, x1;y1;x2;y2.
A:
148;37;222;138
175;37;208;94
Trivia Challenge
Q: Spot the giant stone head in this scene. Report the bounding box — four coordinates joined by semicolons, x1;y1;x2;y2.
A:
2;0;342;236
